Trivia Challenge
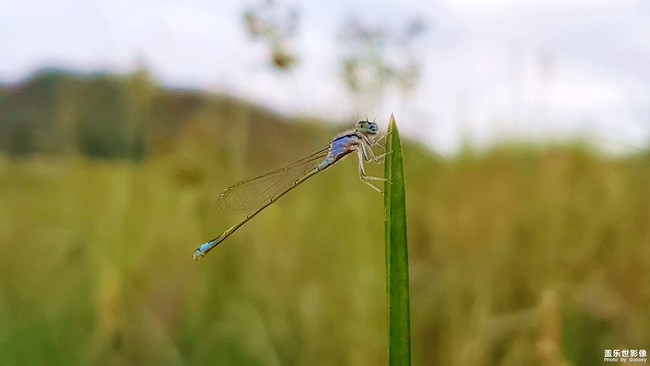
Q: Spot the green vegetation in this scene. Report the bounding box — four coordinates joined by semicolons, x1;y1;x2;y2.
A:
0;72;649;365
384;115;412;365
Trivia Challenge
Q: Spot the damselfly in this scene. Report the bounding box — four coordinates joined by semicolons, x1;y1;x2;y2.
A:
193;120;386;261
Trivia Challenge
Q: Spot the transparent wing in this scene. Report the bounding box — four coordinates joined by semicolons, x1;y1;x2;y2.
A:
217;146;330;212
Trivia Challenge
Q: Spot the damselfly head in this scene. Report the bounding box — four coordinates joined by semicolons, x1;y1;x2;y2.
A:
356;120;379;135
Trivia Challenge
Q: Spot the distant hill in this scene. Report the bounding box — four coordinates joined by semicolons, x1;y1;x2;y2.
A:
0;69;298;160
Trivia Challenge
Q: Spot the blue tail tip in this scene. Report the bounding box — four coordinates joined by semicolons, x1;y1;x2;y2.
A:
192;242;212;261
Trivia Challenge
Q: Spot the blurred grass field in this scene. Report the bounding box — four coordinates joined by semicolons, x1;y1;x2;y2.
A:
1;73;649;366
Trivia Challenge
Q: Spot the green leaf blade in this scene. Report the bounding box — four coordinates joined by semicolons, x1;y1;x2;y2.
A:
384;114;411;366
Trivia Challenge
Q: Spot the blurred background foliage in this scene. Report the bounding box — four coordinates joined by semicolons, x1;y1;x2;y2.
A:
0;70;649;366
1;1;649;365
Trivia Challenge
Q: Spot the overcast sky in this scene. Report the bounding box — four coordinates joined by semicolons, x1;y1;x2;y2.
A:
1;0;649;153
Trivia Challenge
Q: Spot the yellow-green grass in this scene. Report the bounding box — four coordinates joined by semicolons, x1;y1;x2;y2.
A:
0;123;649;365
